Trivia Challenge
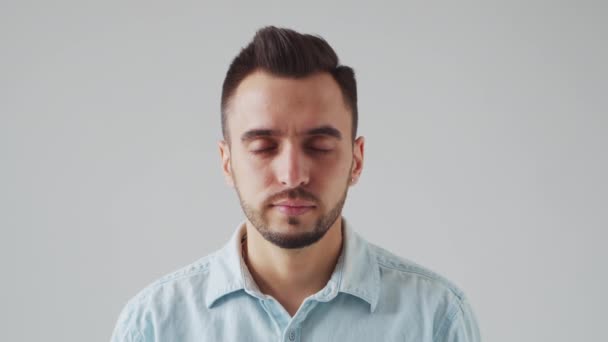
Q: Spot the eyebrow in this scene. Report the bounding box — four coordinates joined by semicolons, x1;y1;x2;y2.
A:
240;129;282;142
240;125;342;142
305;125;342;140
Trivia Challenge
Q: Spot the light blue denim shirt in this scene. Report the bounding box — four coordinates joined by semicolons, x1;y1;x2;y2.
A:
111;219;481;341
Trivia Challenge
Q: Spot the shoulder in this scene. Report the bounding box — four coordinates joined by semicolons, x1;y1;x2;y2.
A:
366;242;480;340
368;241;468;308
111;252;218;342
132;253;215;305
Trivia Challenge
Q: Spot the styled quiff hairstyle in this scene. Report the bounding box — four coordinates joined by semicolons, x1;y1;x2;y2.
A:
221;26;358;141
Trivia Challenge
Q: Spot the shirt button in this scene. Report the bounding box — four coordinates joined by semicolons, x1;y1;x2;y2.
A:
288;329;296;341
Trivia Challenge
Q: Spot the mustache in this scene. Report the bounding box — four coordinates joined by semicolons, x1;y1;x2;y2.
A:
265;187;319;206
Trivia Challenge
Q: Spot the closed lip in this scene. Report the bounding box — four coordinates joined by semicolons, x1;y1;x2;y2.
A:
272;200;316;207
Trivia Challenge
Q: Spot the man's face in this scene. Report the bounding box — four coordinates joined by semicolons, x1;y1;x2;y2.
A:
219;70;364;249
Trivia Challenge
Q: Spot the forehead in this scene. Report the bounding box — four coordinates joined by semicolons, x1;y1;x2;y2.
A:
227;70;351;139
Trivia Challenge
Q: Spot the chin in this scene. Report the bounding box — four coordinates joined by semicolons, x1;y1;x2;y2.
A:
269;213;318;228
259;225;328;250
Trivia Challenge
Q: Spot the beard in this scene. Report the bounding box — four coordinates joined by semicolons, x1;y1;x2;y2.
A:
235;181;349;250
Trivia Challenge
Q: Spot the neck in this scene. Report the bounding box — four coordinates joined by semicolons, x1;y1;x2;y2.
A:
243;217;343;316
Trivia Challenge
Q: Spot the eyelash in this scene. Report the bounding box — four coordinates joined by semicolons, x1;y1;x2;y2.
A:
251;146;332;155
251;147;276;155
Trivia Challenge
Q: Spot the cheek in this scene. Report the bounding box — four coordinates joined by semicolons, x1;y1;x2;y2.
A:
326;151;352;174
233;156;275;194
311;155;352;187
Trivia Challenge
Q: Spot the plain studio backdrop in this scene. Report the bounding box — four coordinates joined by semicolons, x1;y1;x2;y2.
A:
1;1;606;341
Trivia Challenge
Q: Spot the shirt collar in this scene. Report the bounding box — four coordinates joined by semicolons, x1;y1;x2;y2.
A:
204;218;381;312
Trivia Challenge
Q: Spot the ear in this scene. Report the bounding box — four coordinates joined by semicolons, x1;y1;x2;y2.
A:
218;140;235;187
350;136;365;186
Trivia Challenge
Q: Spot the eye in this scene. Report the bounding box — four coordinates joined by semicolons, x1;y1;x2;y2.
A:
307;146;332;153
249;139;277;154
306;141;334;154
251;146;276;154
305;136;335;154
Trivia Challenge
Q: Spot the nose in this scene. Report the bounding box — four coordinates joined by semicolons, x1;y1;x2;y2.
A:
276;144;310;188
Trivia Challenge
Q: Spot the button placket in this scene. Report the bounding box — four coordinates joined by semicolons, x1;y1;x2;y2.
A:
284;326;301;342
259;298;290;335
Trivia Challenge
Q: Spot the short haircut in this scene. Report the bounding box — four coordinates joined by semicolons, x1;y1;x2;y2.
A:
220;26;358;142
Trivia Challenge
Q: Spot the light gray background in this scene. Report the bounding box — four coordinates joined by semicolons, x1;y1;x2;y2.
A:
1;1;606;341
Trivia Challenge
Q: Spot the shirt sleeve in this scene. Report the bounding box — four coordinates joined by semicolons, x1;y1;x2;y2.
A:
435;297;481;342
110;303;146;342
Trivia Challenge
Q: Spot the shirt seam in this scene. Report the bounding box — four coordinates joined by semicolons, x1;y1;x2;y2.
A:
376;260;465;301
376;259;470;341
113;223;245;340
130;259;213;307
115;313;146;342
132;325;145;342
116;259;214;341
433;303;463;342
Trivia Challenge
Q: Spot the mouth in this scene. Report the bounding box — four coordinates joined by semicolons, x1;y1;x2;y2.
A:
270;200;316;216
272;205;315;216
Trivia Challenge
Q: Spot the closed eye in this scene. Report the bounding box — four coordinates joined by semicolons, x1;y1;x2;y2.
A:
248;137;278;155
251;146;277;154
307;145;333;154
305;137;335;154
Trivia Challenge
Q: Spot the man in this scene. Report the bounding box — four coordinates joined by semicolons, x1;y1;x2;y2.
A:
111;26;481;341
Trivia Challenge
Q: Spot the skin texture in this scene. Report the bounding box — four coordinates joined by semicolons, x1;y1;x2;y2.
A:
219;70;364;316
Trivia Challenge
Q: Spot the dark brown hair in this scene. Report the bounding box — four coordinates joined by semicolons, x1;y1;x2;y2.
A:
221;26;358;141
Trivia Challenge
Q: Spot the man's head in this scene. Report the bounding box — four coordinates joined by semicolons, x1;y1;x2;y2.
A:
219;26;364;249
221;26;358;142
